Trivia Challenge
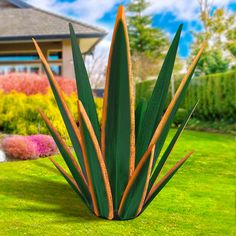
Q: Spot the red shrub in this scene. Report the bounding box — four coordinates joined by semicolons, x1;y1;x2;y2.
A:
2;136;37;160
28;135;57;157
0;73;76;95
2;134;57;160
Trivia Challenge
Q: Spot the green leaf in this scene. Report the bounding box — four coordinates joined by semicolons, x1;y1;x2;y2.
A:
69;23;100;141
50;158;91;210
135;24;183;166
152;62;200;167
118;145;155;219
78;101;113;219
148;102;198;193
33;39;87;178
102;7;135;212
39;109;91;207
135;99;147;140
143;152;193;211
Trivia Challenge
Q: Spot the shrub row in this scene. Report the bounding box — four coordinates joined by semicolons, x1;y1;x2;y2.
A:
0;73;77;96
181;70;236;121
135;70;236;122
2;134;57;160
0;91;103;143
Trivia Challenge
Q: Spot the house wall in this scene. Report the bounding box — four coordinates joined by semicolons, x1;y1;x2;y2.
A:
62;40;74;79
0;38;97;78
0;41;62;75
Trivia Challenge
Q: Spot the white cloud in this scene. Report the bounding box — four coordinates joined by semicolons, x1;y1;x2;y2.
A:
25;0;235;64
146;0;235;21
26;0;121;24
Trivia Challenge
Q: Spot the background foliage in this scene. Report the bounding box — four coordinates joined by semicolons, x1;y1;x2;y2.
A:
0;91;103;142
136;70;236;129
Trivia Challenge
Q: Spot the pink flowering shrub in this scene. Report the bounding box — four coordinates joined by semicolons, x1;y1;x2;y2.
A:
57;77;77;96
2;136;37;160
2;134;57;160
27;135;57;157
0;73;76;96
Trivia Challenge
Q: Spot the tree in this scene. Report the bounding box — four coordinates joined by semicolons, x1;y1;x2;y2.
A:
126;0;169;81
189;0;236;76
85;53;106;89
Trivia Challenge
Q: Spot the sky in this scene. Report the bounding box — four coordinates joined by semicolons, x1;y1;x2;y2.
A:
25;0;236;58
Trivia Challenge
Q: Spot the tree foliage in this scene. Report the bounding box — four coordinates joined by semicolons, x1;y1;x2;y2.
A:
126;0;169;80
190;1;236;76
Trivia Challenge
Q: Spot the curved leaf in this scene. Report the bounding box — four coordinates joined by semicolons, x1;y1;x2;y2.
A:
148;102;198;192
135;25;183;165
118;145;155;219
144;151;193;211
33;39;87;178
69;24;100;141
78;101;113;219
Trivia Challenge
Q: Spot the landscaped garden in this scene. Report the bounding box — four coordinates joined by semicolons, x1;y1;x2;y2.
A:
0;129;235;235
0;0;235;235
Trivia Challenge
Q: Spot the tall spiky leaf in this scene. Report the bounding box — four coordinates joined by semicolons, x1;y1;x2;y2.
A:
148;43;206;167
135;25;183;165
101;6;135;212
33;39;87;178
148;102;198;192
69;23;100;141
39;109;91;207
144;152;193;211
50;157;88;203
118;145;155;219
78;101;114;219
135;99;147;139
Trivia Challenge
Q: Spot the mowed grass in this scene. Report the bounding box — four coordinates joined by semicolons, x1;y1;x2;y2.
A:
0;130;235;236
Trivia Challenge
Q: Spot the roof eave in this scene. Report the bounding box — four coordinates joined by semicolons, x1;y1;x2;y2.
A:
9;0;31;8
0;32;107;42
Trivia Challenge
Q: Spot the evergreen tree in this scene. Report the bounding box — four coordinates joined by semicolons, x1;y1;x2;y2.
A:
126;0;169;80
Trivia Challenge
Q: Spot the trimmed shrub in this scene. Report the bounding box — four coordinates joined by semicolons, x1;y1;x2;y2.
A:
173;108;188;126
2;134;57;160
2;136;37;160
27;135;57;157
135;79;155;106
0;73;76;96
136;70;236;122
181;70;236;121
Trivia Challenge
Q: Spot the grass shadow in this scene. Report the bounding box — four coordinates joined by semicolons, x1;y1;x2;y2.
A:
0;171;98;222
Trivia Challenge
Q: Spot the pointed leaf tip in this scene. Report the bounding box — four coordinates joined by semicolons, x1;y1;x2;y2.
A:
117;5;125;20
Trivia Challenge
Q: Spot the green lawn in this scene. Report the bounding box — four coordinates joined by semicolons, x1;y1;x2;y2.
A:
0;130;235;236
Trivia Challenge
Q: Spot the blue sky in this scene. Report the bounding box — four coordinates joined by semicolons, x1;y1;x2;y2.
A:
26;0;236;58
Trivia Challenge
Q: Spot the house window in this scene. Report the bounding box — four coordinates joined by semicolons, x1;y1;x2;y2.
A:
0;65;40;75
48;50;62;61
50;65;62;76
0;53;39;62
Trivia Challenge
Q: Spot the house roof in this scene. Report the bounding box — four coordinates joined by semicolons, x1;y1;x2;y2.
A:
0;0;107;41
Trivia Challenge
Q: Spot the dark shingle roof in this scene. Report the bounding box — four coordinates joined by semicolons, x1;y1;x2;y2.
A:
0;5;106;41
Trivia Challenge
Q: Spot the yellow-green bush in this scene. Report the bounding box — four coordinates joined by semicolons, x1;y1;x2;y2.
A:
0;91;103;143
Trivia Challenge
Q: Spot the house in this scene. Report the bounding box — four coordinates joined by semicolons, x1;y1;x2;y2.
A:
0;0;106;78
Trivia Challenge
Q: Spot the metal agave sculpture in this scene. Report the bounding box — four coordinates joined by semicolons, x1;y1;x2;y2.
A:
33;6;204;220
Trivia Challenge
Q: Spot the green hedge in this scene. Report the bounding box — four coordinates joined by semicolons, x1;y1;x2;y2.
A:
181;70;236;121
135;79;155;106
135;70;236;122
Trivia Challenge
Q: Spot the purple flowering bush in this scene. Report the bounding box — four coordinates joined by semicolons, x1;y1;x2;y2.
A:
2;134;57;160
28;135;57;157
